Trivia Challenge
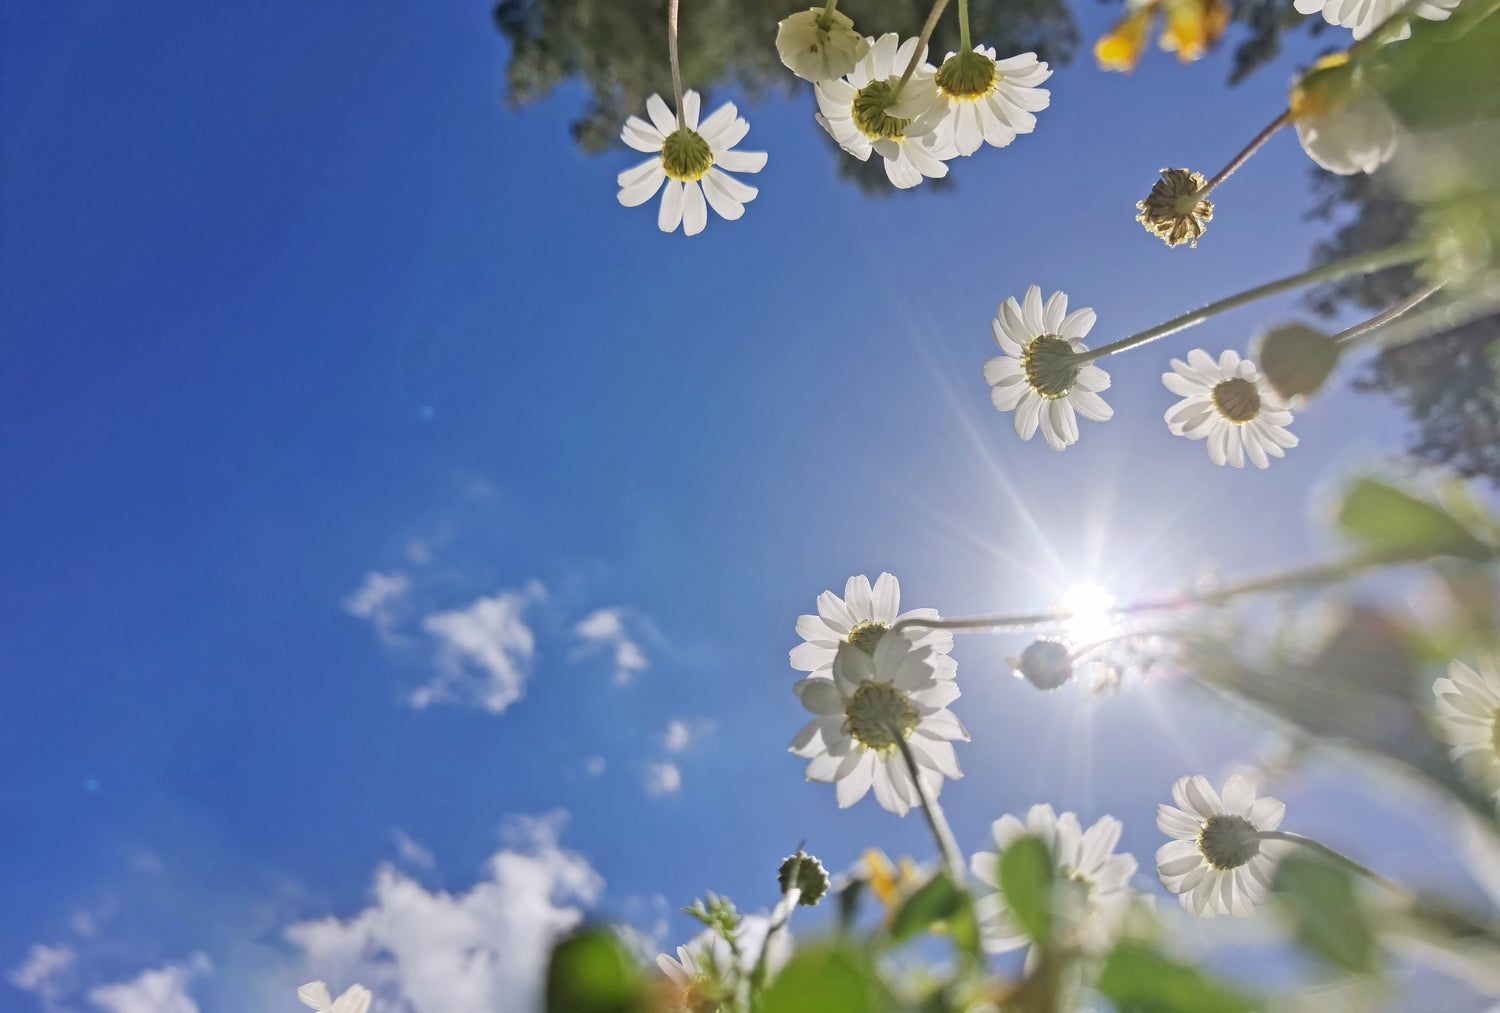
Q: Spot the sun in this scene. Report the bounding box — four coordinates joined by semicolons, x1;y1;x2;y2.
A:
1061;582;1116;646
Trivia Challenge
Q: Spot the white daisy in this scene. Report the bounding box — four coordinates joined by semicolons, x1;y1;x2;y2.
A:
984;285;1113;450
929;46;1051;157
1163;349;1298;468
971;805;1138;955
297;982;371;1013
1292;0;1460;41
657;930;735;1009
776;7;871;83
1155;774;1289;918
617;90;767;236
790;638;969;816
813;33;956;189
790;572;956;679
1432;657;1500;807
1294;90;1398;176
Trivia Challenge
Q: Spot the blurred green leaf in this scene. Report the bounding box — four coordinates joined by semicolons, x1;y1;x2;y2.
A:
1273;855;1381;975
760;944;895;1013
889;873;964;943
1097;941;1259;1013
999;835;1054;946
1258;322;1341;399
1336;478;1491;561
545;926;646;1013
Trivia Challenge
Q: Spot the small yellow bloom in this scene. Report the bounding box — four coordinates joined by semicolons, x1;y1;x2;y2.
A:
1096;0;1229;72
861;848;924;917
1094;8;1153;72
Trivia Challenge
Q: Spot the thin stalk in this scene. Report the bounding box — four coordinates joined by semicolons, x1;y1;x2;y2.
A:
749;882;801;994
667;0;685;126
892;0;952;98
1253;830;1401;892
892;729;966;883
1186;110;1290;207
1334;280;1444;345
1340;281;1500;353
1077;240;1430;363
816;0;840;30
957;0;972;52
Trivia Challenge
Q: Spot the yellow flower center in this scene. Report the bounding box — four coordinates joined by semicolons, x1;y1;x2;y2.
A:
1196;814;1260;871
1022;335;1081;400
935;50;997;100
1211;377;1262;423
660;127;713;181
851;80;913;140
847;620;889;655
843;681;919;752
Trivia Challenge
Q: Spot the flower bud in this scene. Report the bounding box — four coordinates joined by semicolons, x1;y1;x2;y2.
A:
1011;639;1074;690
777;849;830;906
1255;322;1340;399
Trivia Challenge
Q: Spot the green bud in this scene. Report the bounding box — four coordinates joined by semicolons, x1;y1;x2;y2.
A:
777;849;830;906
1256;322;1340;400
1013;639;1074;691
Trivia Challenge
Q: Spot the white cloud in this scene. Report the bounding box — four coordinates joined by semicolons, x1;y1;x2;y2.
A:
87;954;209;1013
287;811;600;1013
391;829;435;870
342;571;412;643
416;582;544;714
643;761;682;796
584;756;607;777
8;943;75;1008
574;608;648;685
661;718;714;754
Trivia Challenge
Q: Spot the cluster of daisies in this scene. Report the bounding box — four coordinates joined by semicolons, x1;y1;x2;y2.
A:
616;5;1052;234
983;284;1299;466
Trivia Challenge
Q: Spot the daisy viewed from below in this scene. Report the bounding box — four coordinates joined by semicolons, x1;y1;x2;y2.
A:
1163;349;1298;468
791;572;956;679
971;805;1139;955
929;46;1051;156
657;930;735;1009
617;91;767;235
1432;657;1500;807
297;982;372;1013
1292;0;1461;41
984;285;1113;450
814;33;956;188
1156;774;1289;918
775;7;870;82
1289;54;1398;176
791;638;969;816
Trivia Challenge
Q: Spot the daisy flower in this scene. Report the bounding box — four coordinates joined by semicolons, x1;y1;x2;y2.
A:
297;982;371;1013
984;285;1113;450
1432;657;1500;807
971;804;1138;954
617;91;767;235
929;46;1051;157
1289;56;1398;176
790;638;969;816
1292;0;1461;41
1155;774;1288;918
814;33;956;189
1162;349;1298;468
791;572;956;679
776;7;870;83
657;931;736;1010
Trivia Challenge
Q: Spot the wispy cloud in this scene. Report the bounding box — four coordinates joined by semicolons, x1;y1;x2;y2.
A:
643;761;682;796
341;571;412;644
583;756;607;777
7;943;75;1010
415;581;545;714
662;718;715;754
573;607;648;685
87;954;210;1013
391;829;435;870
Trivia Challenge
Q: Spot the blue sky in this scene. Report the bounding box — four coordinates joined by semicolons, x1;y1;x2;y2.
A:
3;1;1494;1010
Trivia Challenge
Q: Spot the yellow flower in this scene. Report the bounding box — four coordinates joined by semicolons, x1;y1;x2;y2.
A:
861;848;925;917
1095;0;1229;72
1094;8;1153;72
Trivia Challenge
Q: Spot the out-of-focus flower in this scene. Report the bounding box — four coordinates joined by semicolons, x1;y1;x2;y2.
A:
1162;349;1298;469
776;7;871;82
860;848;928;916
814;33;955;188
791;638;969;816
1432;657;1500;808
618;91;767;235
657;930;737;1010
1155;774;1289;918
791;572;956;679
297;982;372;1013
1135;168;1213;249
984;285;1113;450
929;46;1051;156
971;805;1138;953
1009;639;1075;691
1289;53;1398;176
1292;0;1461;42
1095;0;1229;72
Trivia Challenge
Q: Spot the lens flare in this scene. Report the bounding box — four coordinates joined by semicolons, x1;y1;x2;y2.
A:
1062;582;1116;646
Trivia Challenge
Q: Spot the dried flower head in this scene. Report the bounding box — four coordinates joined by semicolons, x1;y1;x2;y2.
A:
1135;168;1213;248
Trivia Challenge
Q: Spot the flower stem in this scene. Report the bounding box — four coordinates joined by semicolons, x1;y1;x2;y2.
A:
1334;281;1444;346
749;880;801;994
667;0;685;127
893;0;952;98
816;0;840;31
1339;281;1500;353
892;729;966;883
1253;830;1401;891
1186;110;1289;208
957;0;972;52
1077;240;1430;363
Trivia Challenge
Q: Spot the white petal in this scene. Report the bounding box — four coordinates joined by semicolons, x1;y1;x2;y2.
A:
657;180;685;233
298;983;334;1011
681;180;708;236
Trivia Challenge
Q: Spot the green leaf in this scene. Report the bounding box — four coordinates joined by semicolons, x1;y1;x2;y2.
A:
998;835;1054;945
889;873;964;943
1336;478;1491;561
544;926;646;1013
760;945;895;1013
1273;855;1381;975
1097;941;1259;1013
1256;322;1341;399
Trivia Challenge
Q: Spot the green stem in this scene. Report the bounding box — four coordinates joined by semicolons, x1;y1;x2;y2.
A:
892;729;967;883
816;0;840;31
1341;281;1500;352
892;0;952;99
1253;830;1401;891
1334;280;1444;345
1184;110;1289;209
957;0;972;52
667;0;685;127
1077;240;1430;363
749;882;801;995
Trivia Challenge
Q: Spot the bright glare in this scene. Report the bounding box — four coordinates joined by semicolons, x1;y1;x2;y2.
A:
1062;582;1116;646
